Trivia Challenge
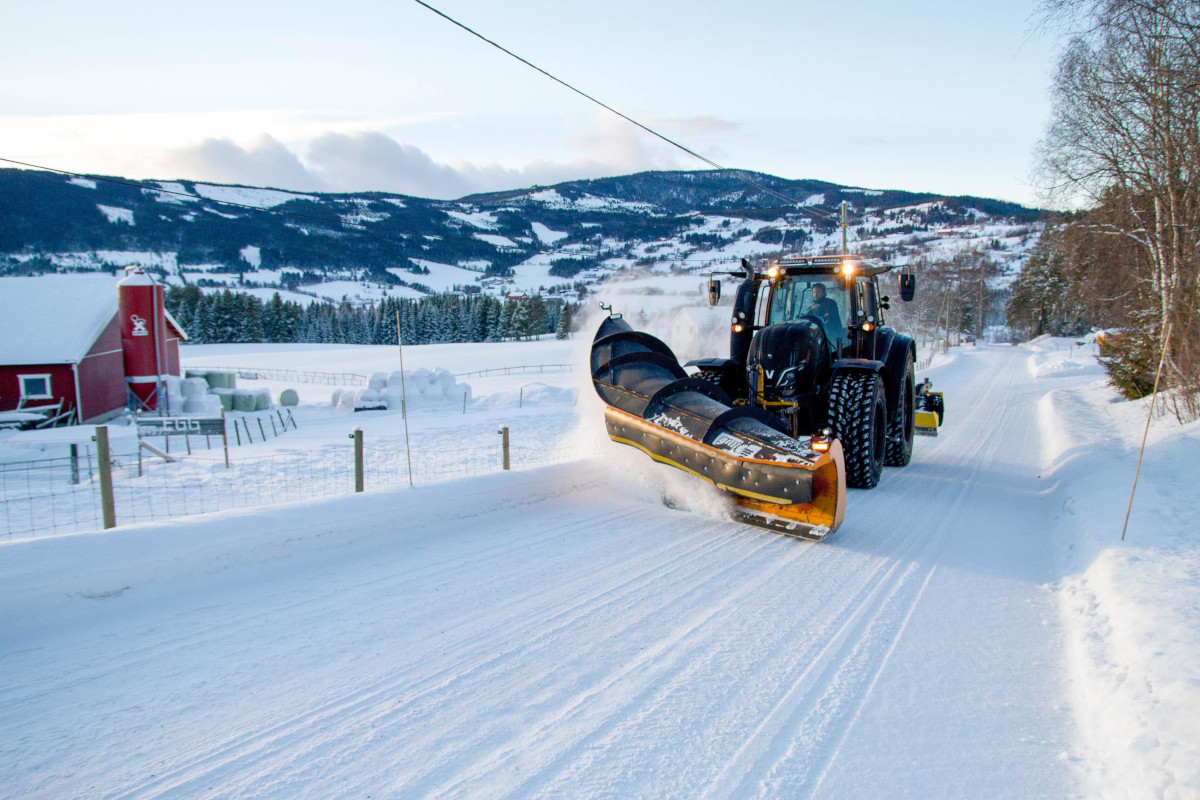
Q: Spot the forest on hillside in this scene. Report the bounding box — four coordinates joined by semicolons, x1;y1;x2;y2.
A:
164;286;577;346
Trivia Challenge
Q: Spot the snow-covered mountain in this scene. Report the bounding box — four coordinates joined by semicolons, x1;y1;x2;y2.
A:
0;167;1041;305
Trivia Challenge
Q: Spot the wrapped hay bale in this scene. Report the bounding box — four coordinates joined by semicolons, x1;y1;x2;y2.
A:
432;368;456;398
368;372;388;392
381;385;405;410
204;394;224;417
254;388;272;411
337;390;357;411
330;388;344;407
185;369;209;382
182;395;207;414
161;376;184;415
207;371;236;389
387;370;405;388
409;368;436;398
181;377;209;397
278;388;300;407
211;388;235;411
233;389;257;412
354;388;387;411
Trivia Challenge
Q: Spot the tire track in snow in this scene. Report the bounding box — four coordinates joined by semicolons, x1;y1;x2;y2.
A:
102;486;793;798
699;347;1042;798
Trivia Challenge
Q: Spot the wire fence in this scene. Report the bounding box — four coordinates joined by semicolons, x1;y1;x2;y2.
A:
187;366;368;386
0;428;599;541
454;364;576;379
186;363;577;385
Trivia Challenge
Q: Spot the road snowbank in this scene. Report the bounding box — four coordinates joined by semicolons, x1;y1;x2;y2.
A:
1033;340;1200;800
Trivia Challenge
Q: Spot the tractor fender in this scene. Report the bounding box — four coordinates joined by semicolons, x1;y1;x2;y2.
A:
685;357;736;371
831;358;885;374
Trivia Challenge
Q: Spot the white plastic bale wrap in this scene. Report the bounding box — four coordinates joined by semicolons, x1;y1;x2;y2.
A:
382;385;405;410
408;368;433;397
182;394;223;416
254;388;271;411
181;378;209;397
379;368;471;408
163;376;185;414
330;388;343;408
233;389;257;412
278;388;300;407
207;371;235;390
355;388;387;410
368;372;388;392
434;368;456;396
337;390;356;411
211;388;235;412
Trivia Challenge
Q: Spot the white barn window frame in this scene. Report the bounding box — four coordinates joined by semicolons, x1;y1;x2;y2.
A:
18;373;53;400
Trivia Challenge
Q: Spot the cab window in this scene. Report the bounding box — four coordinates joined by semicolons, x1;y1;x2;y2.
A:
768;277;849;343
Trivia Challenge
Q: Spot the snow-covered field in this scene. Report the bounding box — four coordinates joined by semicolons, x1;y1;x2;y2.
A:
1;334;1197;799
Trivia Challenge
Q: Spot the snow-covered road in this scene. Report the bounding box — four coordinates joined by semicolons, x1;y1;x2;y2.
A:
0;342;1158;798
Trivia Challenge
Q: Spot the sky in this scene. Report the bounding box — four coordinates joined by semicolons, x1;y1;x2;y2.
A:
0;0;1063;205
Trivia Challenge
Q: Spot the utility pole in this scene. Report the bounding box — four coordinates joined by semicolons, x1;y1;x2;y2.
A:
841;201;848;255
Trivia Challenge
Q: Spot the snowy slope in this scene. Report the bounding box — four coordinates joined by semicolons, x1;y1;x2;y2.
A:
1;339;1196;798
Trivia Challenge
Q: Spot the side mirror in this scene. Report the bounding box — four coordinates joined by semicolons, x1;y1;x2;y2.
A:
899;273;916;302
707;276;721;306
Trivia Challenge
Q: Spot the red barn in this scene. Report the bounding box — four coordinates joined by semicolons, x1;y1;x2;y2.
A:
0;271;187;425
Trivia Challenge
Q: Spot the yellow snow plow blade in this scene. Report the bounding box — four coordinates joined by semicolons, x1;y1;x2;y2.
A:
914;409;941;436
600;393;846;541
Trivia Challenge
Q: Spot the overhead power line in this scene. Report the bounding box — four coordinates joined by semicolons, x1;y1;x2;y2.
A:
409;0;840;222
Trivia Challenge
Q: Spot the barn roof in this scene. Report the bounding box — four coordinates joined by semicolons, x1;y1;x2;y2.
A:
0;274;186;366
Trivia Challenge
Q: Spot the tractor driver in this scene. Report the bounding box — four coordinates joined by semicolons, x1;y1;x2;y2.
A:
807;283;845;343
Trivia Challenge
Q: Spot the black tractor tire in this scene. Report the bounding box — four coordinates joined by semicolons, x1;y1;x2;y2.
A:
926;393;945;425
884;357;915;467
827;371;887;489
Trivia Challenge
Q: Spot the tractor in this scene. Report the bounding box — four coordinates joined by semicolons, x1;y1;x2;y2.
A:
688;255;937;488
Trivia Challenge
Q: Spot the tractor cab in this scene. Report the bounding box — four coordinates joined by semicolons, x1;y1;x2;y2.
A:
755;256;894;361
689;254;934;489
763;276;851;352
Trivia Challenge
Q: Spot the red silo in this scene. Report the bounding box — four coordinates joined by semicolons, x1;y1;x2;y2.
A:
117;267;169;411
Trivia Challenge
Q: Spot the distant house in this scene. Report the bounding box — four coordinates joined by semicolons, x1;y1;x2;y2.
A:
0;274;187;425
669;306;727;362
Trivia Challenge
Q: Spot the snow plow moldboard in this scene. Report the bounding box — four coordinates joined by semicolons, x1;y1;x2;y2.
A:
590;315;846;540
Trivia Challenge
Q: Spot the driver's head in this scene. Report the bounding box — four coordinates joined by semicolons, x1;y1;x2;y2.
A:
812;283;827;299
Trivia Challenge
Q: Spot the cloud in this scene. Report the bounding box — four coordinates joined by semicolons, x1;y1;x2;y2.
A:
153;112;741;199
160;135;321;191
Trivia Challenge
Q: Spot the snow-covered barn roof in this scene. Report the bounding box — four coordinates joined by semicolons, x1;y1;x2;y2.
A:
0;274;186;366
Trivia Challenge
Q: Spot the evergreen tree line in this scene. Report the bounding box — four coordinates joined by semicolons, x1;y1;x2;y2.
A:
165;285;578;346
1011;0;1199;416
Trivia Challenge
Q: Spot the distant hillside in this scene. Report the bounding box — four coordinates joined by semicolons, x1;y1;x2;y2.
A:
0;167;1043;305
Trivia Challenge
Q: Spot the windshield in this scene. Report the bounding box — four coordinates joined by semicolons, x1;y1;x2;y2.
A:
767;277;849;343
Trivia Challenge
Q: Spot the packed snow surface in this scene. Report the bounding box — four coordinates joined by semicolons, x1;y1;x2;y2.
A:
1;336;1197;798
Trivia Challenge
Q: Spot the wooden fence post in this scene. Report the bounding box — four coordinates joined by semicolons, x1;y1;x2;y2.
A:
93;426;116;529
352;428;364;492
